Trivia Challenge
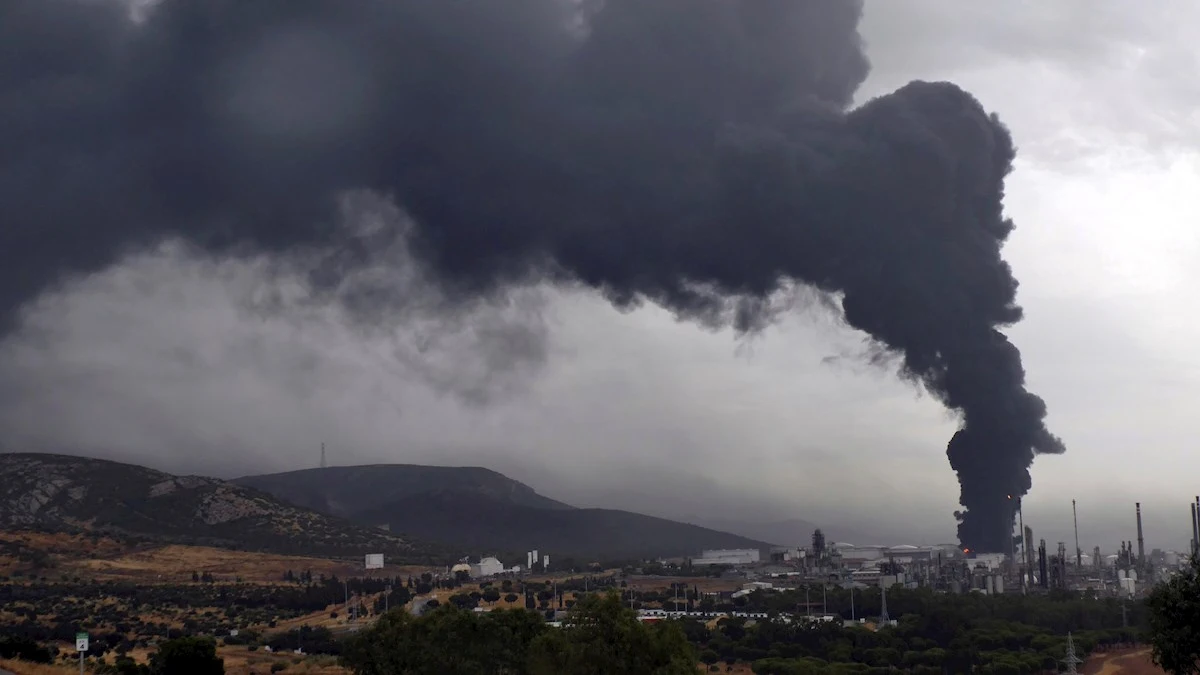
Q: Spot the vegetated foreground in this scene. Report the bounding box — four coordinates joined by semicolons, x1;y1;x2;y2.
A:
1;527;1166;674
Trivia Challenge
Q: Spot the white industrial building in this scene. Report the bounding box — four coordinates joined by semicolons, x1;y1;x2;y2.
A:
690;548;761;566
470;556;505;578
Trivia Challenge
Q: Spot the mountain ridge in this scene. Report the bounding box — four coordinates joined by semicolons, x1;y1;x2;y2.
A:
236;464;776;560
235;463;571;518
0;453;446;562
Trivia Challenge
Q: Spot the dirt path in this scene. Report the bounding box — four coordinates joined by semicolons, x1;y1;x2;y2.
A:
1084;648;1165;675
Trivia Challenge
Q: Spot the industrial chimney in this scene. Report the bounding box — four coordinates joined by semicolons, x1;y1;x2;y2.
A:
1080;497;1089;564
1136;502;1146;569
1192;501;1198;557
1037;539;1048;589
1194;497;1200;556
1024;526;1035;588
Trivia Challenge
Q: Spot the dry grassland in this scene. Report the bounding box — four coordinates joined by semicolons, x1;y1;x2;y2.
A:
0;530;434;586
72;545;358;584
625;574;741;593
0;658;76;675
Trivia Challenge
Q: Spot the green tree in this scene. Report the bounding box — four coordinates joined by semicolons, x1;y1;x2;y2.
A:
527;591;696;675
340;605;546;674
149;637;224;675
1147;556;1200;674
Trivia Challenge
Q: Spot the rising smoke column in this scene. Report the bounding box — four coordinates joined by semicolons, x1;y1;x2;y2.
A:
0;0;1063;551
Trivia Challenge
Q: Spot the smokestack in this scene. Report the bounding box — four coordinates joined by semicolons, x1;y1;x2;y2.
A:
1194;497;1200;556
1038;539;1048;589
1024;526;1035;588
1;0;1064;555
1136;502;1145;569
1072;499;1081;568
1192;502;1198;557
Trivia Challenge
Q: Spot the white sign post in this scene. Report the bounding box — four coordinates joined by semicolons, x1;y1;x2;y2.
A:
365;553;384;570
75;632;88;675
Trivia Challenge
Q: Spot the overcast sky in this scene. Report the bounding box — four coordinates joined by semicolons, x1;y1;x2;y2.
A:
2;1;1198;552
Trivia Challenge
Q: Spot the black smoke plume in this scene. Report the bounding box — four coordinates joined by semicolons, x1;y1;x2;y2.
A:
0;0;1063;551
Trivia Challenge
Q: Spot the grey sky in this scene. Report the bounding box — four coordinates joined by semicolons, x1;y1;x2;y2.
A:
3;1;1199;552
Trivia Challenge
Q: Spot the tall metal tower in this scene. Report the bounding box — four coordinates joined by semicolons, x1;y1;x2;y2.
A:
1062;632;1083;674
879;583;889;624
320;443;327;469
1080;497;1089;564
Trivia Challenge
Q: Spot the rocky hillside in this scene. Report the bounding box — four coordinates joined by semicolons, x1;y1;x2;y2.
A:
0;453;445;562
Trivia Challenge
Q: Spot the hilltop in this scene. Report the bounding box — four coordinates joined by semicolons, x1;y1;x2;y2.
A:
0;453;446;563
235;464;572;518
237;464;774;560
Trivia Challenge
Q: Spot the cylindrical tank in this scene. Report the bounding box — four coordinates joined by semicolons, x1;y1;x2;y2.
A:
993;575;1004;595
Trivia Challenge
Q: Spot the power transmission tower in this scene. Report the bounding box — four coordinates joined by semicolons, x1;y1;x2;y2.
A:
1062;632;1083;674
320;443;326;469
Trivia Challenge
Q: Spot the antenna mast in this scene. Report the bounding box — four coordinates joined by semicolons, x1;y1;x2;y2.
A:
320;443;327;469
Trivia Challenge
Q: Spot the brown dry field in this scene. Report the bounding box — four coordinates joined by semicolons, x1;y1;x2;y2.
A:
0;658;74;675
73;545;391;584
624;574;742;593
0;531;127;576
0;530;434;584
1083;648;1166;675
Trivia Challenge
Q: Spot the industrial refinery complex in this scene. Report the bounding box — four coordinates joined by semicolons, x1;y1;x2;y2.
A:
444;500;1200;605
651;500;1200;600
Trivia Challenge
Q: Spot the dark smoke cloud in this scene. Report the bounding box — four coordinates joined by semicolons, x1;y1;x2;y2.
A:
0;0;1062;551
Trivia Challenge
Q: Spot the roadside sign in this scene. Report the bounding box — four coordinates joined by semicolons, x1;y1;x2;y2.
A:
75;633;88;652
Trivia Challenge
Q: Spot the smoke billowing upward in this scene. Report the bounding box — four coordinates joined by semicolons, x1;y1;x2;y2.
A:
0;0;1063;551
